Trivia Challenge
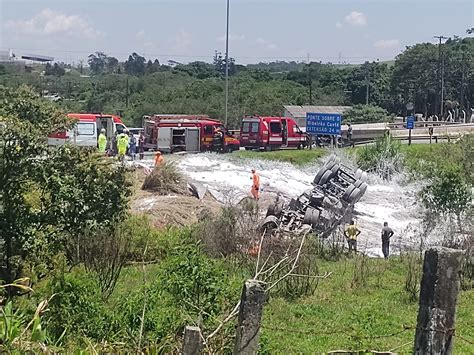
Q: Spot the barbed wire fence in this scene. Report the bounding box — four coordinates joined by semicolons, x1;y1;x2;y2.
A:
181;246;470;354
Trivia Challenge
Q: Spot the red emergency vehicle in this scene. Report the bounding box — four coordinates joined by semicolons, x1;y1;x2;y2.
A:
48;113;127;147
240;116;309;150
143;114;240;153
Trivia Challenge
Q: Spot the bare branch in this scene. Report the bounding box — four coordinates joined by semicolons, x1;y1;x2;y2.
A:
205;301;241;343
254;230;266;278
267;232;308;292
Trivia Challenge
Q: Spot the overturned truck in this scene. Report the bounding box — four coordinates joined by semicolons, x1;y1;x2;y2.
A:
262;155;368;237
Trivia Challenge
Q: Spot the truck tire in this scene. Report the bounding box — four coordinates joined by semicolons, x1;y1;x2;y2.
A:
260;215;279;232
360;171;368;182
330;164;340;176
324;160;337;171
303;208;320;227
319;170;333;185
358;182;368;196
354;179;363;188
355;169;363;180
266;202;284;217
348;187;361;204
343;184;356;202
327;154;340;164
245;147;252;151
313;167;328;185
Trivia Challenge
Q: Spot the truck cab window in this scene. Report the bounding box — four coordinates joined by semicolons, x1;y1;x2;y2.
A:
270;122;282;133
204;125;214;135
115;124;125;134
251;122;259;133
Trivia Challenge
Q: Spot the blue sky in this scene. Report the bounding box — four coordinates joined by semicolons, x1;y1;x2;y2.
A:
1;0;472;65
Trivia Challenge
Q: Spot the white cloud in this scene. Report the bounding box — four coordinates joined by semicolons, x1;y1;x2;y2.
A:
344;11;367;26
335;22;343;29
216;33;245;42
136;30;146;40
373;39;400;49
255;37;277;50
4;8;102;38
174;29;192;50
136;30;154;48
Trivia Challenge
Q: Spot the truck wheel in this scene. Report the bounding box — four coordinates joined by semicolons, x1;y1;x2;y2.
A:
319;170;333;185
354;179;363;188
360;172;368;182
260;215;279;232
313;167;328;185
265;145;272;152
343;184;356;202
303;208;320;227
358;182;368;196
328;154;337;162
348;187;361;204
330;164;340;176
266;202;284;217
245;147;252;151
325;160;337;170
355;169;363;180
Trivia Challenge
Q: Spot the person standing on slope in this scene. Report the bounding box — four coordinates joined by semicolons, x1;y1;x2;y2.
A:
344;220;361;254
154;151;164;166
381;222;394;259
250;169;260;200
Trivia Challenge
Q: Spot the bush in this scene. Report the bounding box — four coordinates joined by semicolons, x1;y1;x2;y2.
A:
116;241;240;348
357;135;403;179
192;199;260;258
142;163;187;194
343;104;392;123
123;215;192;263
45;266;114;342
421;168;471;216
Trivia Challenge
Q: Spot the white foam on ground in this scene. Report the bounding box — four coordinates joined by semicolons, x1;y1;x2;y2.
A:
176;152;427;255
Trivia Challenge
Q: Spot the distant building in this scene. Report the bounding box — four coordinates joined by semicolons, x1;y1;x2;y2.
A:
0;50;26;72
0;50;11;62
283;105;352;128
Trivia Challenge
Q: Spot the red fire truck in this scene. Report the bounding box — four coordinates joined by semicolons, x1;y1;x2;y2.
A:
240;116;309;151
143;114;240;153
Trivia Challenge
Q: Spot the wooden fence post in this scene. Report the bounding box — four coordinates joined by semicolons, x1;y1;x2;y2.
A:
233;280;266;355
413;247;463;355
182;326;203;355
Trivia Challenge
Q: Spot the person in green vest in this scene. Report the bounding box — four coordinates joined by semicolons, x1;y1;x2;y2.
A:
117;129;129;161
98;128;107;153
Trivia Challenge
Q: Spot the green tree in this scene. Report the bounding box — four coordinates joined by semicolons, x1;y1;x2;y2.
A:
0;85;131;286
124;52;146;76
88;52;108;75
44;63;65;76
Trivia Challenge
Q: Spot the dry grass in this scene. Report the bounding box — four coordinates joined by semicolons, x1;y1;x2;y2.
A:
141;162;188;195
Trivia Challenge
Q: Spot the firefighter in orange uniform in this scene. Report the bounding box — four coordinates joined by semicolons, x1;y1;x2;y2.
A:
154;151;164;166
250;169;260;200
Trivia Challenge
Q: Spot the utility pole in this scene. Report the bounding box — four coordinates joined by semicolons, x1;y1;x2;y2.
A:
125;77;129;108
434;35;447;118
224;0;230;126
307;53;312;105
365;65;370;105
460;51;466;109
308;62;313;105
